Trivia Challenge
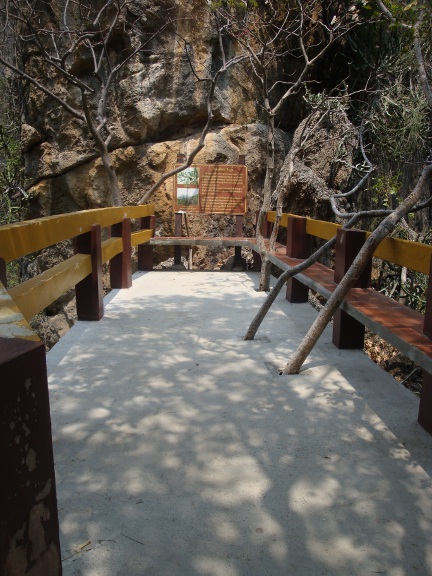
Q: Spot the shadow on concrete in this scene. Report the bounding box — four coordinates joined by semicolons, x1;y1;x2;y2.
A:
47;271;432;576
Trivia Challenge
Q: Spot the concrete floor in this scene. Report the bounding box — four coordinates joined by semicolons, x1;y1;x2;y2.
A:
47;271;432;576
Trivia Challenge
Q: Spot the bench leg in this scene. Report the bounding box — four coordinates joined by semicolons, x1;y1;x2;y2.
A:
332;309;365;349
286;216;310;303
419;371;432;434
286;278;309;303
252;250;262;271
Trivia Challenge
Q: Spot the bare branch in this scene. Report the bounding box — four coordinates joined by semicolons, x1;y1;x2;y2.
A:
0;53;86;122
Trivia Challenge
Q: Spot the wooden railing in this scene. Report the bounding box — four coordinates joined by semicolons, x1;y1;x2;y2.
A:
0;204;155;576
0;204;155;321
267;211;432;274
2;205;432;575
265;211;432;436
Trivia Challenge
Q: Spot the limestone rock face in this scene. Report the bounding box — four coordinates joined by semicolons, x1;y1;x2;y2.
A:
29;122;289;243
24;0;257;193
278;109;358;219
18;0;359;347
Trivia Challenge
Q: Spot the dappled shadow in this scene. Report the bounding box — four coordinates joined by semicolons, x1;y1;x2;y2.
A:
47;271;432;576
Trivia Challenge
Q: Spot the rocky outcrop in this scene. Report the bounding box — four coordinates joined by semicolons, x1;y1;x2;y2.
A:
277;109;358;219
28;123;289;269
17;0;361;348
23;0;257;198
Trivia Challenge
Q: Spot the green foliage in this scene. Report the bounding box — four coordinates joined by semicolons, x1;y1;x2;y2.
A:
0;76;24;227
210;0;258;10
0;124;24;225
370;173;401;208
367;30;431;159
362;21;431;213
363;1;432;23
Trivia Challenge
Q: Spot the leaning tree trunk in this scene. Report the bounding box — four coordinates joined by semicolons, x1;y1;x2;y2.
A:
257;110;276;291
244;229;346;340
99;145;122;207
283;164;432;374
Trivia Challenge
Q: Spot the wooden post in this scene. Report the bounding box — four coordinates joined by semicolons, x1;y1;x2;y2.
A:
419;257;432;433
0;324;62;575
74;224;103;320
110;218;132;289
286;216;310;303
422;256;432;339
332;228;371;349
174;212;183;267
419;372;432;434
138;215;155;271
0;257;6;289
233;214;244;269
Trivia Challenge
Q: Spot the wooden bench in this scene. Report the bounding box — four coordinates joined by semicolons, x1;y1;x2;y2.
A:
150;211;432;434
256;213;432;435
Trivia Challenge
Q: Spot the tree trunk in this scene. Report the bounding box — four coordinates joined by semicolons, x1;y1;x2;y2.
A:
258;111;276;291
99;146;122;207
245;233;339;340
283;164;432;374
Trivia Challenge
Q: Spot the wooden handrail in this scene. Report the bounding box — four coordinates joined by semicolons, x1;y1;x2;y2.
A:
9;254;92;321
267;211;432;274
0;205;155;321
0;204;155;262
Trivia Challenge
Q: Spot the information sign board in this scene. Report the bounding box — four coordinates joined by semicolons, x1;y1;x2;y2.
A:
174;164;247;214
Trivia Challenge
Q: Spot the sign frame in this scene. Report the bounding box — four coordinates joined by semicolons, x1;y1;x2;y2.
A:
174;163;247;215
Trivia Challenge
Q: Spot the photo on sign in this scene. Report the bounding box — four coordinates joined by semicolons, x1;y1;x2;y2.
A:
177;187;199;206
177;167;199;186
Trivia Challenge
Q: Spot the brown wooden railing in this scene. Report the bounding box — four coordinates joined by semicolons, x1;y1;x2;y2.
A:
267;211;432;274
0;204;155;576
2;205;432;575
264;211;432;436
0;204;155;320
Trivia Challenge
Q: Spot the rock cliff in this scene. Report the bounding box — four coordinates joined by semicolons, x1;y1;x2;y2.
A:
16;0;359;346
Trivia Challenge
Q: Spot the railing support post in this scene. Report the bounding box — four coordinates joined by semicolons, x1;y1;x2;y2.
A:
419;372;432;434
138;215;155;271
233;214;245;269
419;256;432;433
110;218;132;289
0;257;6;288
286;216;310;303
74;224;103;320
0;333;62;576
332;228;371;349
174;212;183;267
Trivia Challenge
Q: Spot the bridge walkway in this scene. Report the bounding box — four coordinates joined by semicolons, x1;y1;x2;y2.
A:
47;271;432;576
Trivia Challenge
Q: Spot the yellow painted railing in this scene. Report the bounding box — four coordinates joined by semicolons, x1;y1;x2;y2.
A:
267;211;432;275
0;204;155;321
0;205;154;262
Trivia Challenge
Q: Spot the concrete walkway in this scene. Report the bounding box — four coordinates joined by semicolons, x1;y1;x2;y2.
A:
47;271;432;576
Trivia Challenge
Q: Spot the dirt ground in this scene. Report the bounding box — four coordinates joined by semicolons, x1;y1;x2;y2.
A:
364;331;422;397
